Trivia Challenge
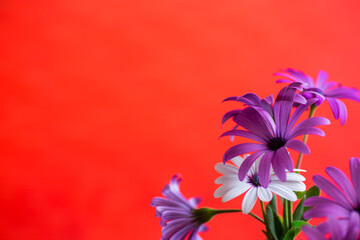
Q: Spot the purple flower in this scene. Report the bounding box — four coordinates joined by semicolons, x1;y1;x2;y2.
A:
222;83;330;187
151;175;208;240
303;157;360;239
275;68;360;125
302;215;360;240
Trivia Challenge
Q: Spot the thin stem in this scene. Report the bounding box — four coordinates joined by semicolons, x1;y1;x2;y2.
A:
211;209;264;224
288;201;293;228
283;199;289;231
295;104;317;169
260;201;271;240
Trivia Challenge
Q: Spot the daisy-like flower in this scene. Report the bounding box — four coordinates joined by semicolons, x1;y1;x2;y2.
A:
151;175;208;240
214;155;306;214
303;157;360;239
222;83;330;187
275;68;360;125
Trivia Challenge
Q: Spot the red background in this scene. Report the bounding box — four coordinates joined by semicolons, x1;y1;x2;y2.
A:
1;1;360;239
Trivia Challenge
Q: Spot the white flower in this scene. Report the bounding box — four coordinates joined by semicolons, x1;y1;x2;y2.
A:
214;154;306;214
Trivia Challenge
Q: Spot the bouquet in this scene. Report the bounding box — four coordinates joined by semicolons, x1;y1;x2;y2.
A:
151;68;360;240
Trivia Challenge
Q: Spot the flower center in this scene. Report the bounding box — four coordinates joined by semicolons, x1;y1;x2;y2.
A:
267;137;286;151
248;174;261;187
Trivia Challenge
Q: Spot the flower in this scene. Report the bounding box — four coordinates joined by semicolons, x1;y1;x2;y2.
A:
303;157;360;239
222;83;330;187
151;175;209;240
214;155;306;214
302;215;360;240
275;68;360;125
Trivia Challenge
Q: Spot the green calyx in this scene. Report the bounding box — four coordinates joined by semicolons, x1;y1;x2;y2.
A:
191;208;241;225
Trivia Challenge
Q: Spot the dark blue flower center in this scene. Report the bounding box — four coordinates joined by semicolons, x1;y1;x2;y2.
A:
248;174;261;187
267;137;286;151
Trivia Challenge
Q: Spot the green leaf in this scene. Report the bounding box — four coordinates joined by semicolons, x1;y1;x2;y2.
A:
269;193;277;213
266;205;279;240
283;229;295;240
295;191;305;199
292;220;311;228
293;198;304;221
306;185;320;198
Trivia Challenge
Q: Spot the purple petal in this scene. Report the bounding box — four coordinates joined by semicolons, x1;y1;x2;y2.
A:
274;86;298;138
325;166;358;207
162;210;192;222
302;225;326;240
161;219;192;240
350;157;360;206
238;151;266;181
303;204;350;219
222;109;242;125
232;107;274;141
285;139;310;154
258;151;274;187
286;98;318;133
336;99;348;125
313;175;353;210
272;150;286;182
344;211;360;240
220;129;267;144
276;147;293;173
316;70;328;89
288;127;325;139
223;143;267;163
275;79;294;84
325;87;360;101
327;97;340;119
289;117;330;137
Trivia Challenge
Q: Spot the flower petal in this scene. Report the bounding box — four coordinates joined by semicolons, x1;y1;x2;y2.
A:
313;175;353;210
325;166;358;207
242;187;258;214
238;151;266;181
350;157;360;205
222;185;252;202
258;187;273;202
223;143;267;163
267;183;297;201
285;139;310;154
258;151;274;188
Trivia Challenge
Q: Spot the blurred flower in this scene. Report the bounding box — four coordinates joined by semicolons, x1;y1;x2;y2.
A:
275;68;360;125
214;155;306;214
302;214;359;240
151;175;208;240
303;157;360;239
222;83;329;187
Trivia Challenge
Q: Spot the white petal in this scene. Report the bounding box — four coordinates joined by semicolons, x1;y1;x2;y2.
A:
231;156;244;167
215;163;238;176
257;187;273;202
214;183;239;198
270;172;306;182
215;175;239;184
270;181;306;192
292;168;306;172
249;153;263;175
222;184;251;202
242;187;258;214
267;183;297;202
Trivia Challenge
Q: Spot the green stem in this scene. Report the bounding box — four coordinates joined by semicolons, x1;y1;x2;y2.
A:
260;201;271;240
295;104;317;169
288;201;293;228
283;199;289;231
211;209;264;224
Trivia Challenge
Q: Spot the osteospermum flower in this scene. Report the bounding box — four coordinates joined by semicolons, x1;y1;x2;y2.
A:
303;157;360;239
151;175;208;240
214;155;306;214
222;83;330;187
275;68;360;125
